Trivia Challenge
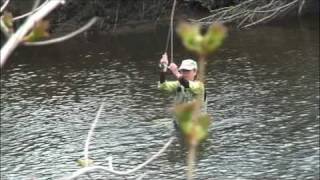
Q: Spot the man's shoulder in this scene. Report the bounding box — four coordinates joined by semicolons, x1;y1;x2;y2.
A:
191;80;204;86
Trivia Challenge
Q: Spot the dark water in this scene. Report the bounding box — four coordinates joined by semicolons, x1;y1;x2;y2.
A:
1;16;319;180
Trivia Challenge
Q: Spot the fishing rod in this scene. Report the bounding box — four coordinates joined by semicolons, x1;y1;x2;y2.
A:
160;0;177;72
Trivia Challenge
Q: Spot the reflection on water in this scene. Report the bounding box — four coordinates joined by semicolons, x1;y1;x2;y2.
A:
1;17;319;179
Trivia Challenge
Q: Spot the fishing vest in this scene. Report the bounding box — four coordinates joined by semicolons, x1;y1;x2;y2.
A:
158;80;207;112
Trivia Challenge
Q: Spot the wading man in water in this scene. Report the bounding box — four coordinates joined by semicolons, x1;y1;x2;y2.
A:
158;53;206;114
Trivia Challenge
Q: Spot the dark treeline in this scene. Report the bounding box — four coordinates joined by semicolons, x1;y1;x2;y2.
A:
54;0;319;31
5;0;319;32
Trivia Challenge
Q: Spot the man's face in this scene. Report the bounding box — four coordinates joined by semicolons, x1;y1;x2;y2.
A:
180;69;197;81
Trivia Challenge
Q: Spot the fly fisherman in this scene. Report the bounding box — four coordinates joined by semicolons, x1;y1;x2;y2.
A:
158;53;207;113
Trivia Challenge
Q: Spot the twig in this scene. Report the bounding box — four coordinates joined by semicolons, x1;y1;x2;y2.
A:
216;5;236;22
187;144;197;180
0;0;65;67
248;1;293;13
198;0;254;21
32;0;42;11
243;8;279;28
24;17;97;46
237;11;251;28
12;0;49;21
256;0;275;11
218;10;247;23
83;100;105;166
195;0;301;28
243;0;299;28
0;0;10;13
208;6;231;14
60;137;175;180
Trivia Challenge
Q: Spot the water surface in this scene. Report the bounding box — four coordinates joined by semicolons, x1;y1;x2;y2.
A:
1;16;319;179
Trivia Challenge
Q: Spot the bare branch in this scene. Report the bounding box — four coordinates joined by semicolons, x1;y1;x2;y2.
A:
0;0;10;13
236;11;251;28
243;0;299;28
194;0;301;28
83;100;105;166
24;17;97;46
0;0;65;67
59;100;173;180
60;137;175;180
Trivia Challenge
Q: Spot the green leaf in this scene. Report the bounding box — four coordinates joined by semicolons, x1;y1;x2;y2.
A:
1;11;13;28
23;20;50;42
77;158;93;167
177;22;227;56
174;102;212;142
0;11;14;35
194;124;207;141
194;114;211;141
174;102;196;134
177;23;203;54
203;23;227;53
198;114;211;130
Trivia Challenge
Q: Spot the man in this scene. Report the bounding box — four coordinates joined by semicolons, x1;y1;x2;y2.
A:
158;53;206;112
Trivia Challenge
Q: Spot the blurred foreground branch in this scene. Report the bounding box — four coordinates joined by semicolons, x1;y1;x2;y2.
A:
0;0;65;67
12;0;49;21
0;0;10;13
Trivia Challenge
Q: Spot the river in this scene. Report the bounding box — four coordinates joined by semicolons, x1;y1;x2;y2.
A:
1;16;319;179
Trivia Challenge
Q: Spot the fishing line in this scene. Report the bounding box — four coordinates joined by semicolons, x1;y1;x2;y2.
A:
164;0;177;64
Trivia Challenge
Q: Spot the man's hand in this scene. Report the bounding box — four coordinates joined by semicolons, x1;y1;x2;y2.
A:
160;53;168;65
159;53;169;72
168;63;182;79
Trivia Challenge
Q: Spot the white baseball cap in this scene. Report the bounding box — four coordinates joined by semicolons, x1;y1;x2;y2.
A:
179;59;197;71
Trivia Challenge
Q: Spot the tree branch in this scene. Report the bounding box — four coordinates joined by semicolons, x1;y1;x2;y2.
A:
60;137;175;179
83;100;105;167
12;0;49;21
243;0;299;28
193;0;302;28
0;0;65;67
0;0;10;13
24;17;97;46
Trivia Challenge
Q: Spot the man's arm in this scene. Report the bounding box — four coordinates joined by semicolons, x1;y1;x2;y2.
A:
167;63;190;88
160;71;166;83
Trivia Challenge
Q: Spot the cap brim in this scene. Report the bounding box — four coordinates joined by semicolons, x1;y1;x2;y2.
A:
179;66;196;70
